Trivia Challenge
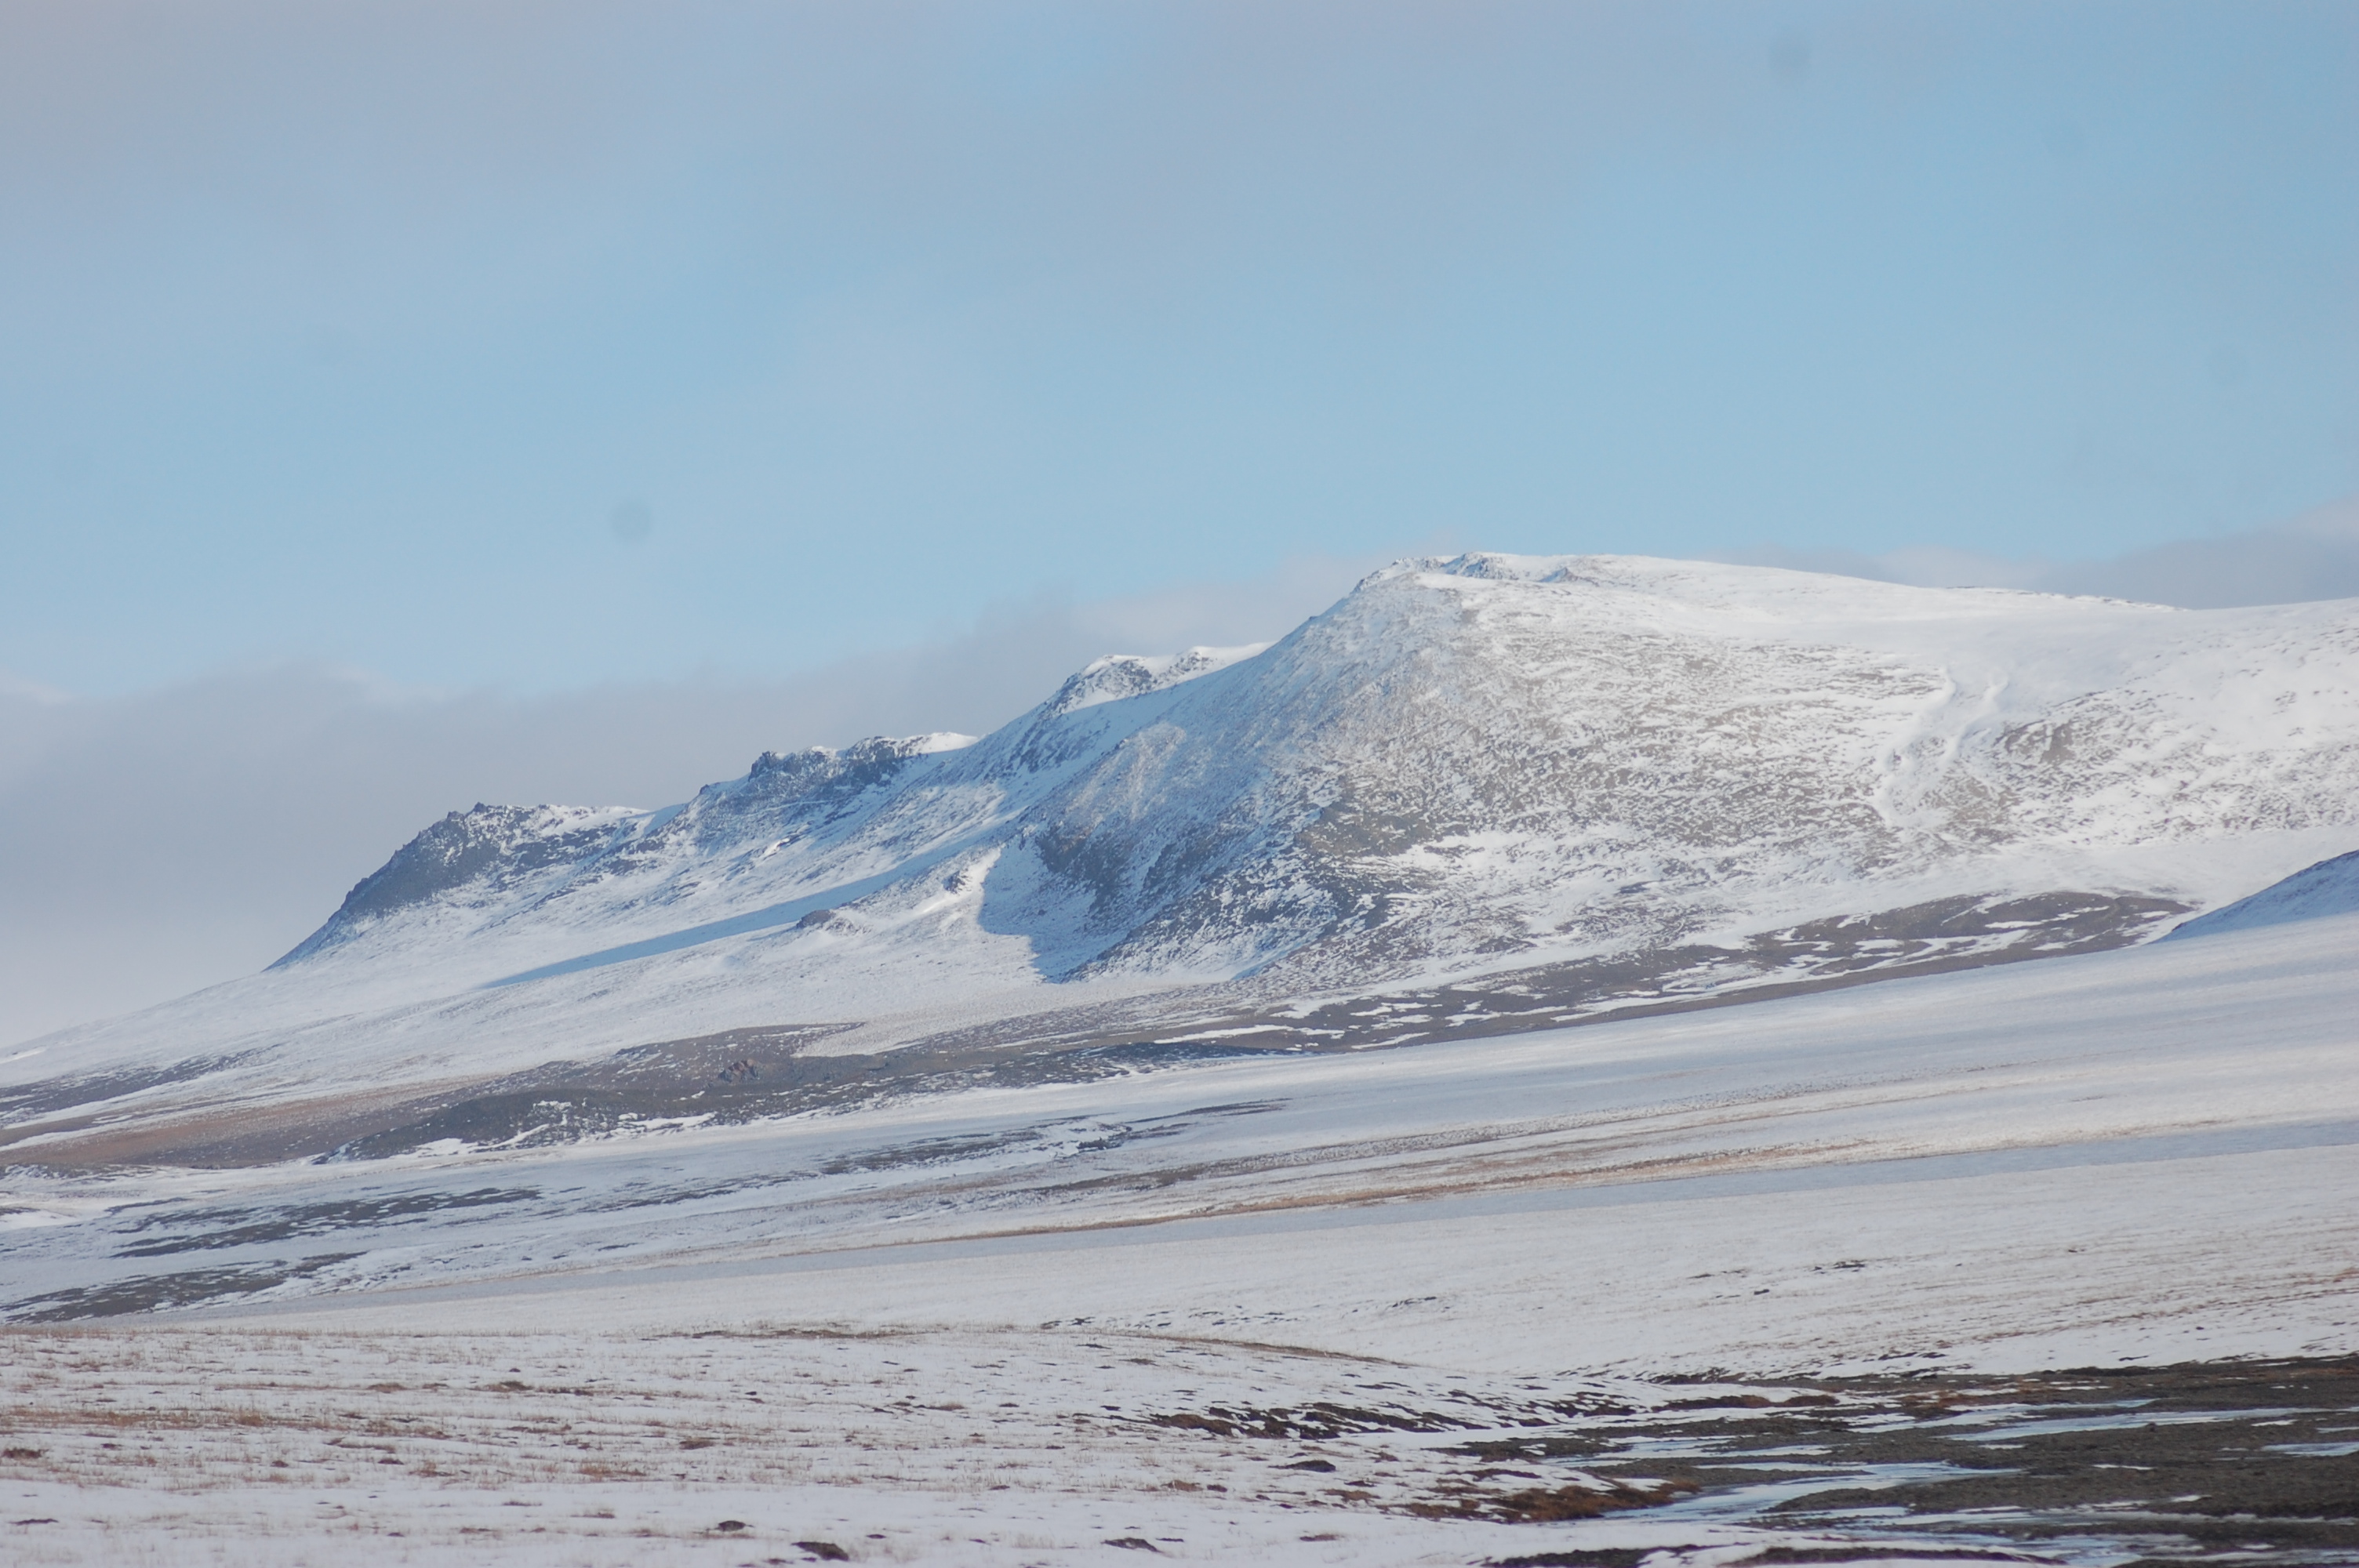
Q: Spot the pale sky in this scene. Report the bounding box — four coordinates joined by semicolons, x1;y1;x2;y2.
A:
2;1;2356;1041
5;0;2354;696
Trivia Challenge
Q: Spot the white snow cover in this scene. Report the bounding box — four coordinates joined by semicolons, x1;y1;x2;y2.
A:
8;909;2354;1364
1044;644;1269;713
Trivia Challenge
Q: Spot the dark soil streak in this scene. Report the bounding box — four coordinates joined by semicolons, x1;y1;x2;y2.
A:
1462;1356;2359;1564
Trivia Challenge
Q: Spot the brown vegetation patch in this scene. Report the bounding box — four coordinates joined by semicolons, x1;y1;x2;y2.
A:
1410;1477;1697;1522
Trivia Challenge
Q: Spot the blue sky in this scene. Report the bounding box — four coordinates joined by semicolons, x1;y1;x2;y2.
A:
5;0;2354;696
3;0;2357;1040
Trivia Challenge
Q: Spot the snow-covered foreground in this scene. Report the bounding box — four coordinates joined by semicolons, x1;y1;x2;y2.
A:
0;1324;1939;1568
3;913;2354;1563
10;1323;2351;1568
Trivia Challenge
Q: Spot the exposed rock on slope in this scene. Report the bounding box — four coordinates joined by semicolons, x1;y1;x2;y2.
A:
277;804;640;964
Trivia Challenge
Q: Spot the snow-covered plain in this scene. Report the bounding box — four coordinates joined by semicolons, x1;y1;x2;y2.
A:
13;906;2354;1361
3;913;2355;1564
0;1323;2156;1568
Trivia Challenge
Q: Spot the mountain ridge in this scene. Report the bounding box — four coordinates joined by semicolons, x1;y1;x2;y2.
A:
276;551;2359;993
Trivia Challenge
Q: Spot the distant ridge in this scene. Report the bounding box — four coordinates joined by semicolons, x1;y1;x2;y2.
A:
2166;848;2359;940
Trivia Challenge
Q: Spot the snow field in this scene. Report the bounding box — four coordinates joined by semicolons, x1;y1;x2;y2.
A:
9;909;2355;1369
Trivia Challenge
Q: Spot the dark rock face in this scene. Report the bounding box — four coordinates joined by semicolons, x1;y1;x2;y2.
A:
334;808;602;920
274;805;627;965
744;736;934;804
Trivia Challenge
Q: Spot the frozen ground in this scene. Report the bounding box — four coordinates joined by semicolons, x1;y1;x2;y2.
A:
0;1323;1954;1568
5;1326;2353;1567
4;913;2354;1563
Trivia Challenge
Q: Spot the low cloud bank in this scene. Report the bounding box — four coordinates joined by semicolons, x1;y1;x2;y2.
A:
0;556;1369;1046
1729;495;2359;606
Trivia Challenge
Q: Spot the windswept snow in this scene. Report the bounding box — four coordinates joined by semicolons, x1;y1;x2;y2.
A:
7;909;2354;1370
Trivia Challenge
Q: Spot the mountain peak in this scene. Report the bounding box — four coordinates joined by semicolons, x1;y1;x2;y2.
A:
1045;644;1270;716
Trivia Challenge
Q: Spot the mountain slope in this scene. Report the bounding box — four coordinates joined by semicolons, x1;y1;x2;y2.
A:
7;554;2358;1163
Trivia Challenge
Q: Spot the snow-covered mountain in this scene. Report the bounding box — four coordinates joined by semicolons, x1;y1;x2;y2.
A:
9;554;2359;1163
